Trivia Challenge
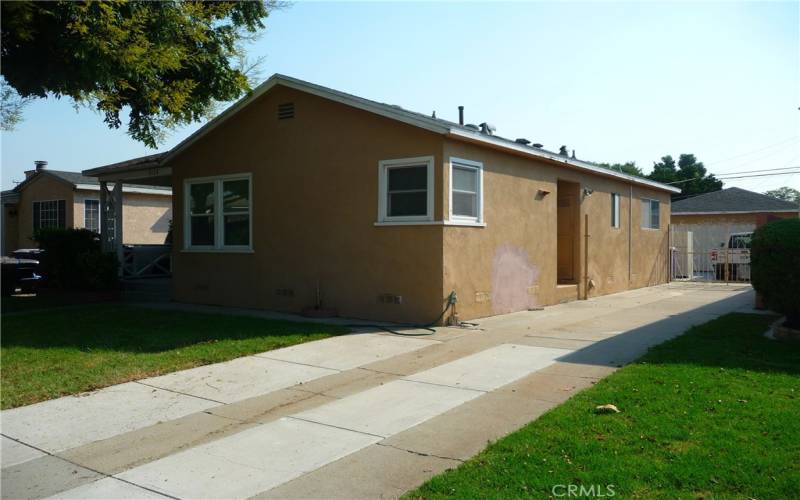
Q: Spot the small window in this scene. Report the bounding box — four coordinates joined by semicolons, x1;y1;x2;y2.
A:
610;193;620;228
84;199;100;233
33;200;66;230
378;156;434;222
641;198;660;229
185;175;252;250
449;158;483;222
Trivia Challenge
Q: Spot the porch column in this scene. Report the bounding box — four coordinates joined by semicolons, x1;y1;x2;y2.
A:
99;181;110;253
113;181;124;269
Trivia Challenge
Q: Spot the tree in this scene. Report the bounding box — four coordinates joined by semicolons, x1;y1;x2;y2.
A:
0;77;31;131
1;1;278;147
764;187;800;205
597;161;645;177
648;154;722;200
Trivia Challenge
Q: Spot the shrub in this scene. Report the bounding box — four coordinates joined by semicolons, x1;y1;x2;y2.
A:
751;218;800;328
34;228;118;290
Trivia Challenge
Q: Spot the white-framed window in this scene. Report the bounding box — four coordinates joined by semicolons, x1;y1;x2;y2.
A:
84;199;100;233
610;193;620;228
449;157;484;223
184;174;252;251
33;200;66;230
641;198;660;229
377;156;434;222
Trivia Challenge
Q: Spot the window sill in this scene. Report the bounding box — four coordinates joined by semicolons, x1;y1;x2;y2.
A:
181;248;254;254
444;219;486;227
374;220;486;228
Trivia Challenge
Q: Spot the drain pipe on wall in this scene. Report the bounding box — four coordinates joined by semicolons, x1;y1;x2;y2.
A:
584;213;590;300
628;184;633;285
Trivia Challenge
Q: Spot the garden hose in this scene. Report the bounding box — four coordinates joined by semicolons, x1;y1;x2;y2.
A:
343;291;459;336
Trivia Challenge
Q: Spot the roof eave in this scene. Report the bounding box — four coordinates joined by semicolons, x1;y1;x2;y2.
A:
673;209;800;215
447;128;681;194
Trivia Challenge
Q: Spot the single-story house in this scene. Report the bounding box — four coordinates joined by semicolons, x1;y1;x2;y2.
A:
1;160;172;255
672;187;799;250
84;74;680;324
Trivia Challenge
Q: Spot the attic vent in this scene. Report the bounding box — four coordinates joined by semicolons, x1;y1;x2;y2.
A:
277;102;295;120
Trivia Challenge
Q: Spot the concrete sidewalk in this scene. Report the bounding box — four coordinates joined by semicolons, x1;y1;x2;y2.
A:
1;283;755;499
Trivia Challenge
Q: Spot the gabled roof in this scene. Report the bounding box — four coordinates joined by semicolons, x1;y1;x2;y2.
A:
11;168;171;195
672;187;799;214
155;73;680;194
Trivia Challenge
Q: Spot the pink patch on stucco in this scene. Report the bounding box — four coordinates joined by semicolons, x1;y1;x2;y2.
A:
491;245;539;315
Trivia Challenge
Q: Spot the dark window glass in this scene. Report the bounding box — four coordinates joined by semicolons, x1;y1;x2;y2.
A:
190;183;215;215
223;180;249;212
388;166;427;191
191;215;214;246
388;192;427;217
224;214;250;246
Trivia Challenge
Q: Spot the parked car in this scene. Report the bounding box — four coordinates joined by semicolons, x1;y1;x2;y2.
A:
1;249;44;295
710;231;752;281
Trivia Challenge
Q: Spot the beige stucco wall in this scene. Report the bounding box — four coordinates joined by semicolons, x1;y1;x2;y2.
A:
169;85;446;323
73;190;171;245
166;84;674;323
13;174;74;249
3;202;20;254
4;173;172;252
440;139;670;320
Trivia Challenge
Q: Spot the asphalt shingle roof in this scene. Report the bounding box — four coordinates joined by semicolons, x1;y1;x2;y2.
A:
12;169;171;193
672;187;799;214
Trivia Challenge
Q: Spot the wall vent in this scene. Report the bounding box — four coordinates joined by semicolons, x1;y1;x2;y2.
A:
275;288;294;297
278;102;295;120
378;294;403;304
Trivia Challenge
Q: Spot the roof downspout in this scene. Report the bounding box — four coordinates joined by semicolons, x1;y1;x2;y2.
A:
628;184;633;284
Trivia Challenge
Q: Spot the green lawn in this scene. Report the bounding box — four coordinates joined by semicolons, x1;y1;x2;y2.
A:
408;313;800;499
1;304;345;409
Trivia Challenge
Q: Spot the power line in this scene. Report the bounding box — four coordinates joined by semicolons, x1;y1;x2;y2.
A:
665;166;800;184
715;171;800;180
705;136;800;166
716;166;800;176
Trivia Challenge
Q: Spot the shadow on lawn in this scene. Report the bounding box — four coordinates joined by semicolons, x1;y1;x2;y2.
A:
1;304;345;353
554;291;800;376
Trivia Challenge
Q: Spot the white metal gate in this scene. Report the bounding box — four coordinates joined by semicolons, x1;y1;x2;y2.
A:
670;225;752;283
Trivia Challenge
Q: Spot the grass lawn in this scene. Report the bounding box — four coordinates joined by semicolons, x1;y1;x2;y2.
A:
1;304;345;409
408;313;800;499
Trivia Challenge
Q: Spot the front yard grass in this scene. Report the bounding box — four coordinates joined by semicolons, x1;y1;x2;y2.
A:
408;313;800;499
1;304;345;409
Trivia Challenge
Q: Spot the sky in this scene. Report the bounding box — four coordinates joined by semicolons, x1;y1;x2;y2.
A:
2;1;799;193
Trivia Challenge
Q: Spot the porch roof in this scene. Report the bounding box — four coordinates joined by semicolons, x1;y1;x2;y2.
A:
82;153;171;187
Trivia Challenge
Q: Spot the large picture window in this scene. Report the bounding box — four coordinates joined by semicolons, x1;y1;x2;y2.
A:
449;157;483;223
377;156;434;222
641;198;660;229
184;174;251;251
33;200;66;230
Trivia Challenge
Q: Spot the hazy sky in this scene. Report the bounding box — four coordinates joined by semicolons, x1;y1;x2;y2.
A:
2;1;798;193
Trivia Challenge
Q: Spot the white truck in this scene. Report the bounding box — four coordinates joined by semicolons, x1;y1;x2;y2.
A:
710;231;752;281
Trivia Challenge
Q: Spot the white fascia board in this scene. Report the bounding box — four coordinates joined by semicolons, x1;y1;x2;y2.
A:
673;210;799;215
448;128;681;194
75;184;172;196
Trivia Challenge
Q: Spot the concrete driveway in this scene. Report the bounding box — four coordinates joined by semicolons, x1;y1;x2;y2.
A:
0;283;754;499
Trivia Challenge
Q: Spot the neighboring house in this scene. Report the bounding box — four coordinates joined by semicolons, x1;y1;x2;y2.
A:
672;187;799;250
84;74;679;324
1;162;172;255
